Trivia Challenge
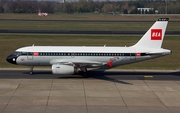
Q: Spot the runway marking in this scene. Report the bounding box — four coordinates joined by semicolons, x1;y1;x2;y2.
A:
144;76;153;78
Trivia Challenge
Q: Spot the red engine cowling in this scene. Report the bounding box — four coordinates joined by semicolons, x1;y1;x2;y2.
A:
52;64;78;75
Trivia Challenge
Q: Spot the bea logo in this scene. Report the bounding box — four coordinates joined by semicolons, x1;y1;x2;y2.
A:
151;29;162;40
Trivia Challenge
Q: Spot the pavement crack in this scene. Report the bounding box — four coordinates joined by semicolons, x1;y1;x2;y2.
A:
114;82;130;113
44;79;53;113
1;79;23;113
83;80;89;113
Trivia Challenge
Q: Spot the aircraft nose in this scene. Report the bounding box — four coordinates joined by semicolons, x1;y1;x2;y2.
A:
6;54;17;65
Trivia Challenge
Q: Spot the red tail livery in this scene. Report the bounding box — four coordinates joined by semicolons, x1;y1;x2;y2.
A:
151;29;162;40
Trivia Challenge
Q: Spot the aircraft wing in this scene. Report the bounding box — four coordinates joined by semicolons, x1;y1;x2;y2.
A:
50;59;105;67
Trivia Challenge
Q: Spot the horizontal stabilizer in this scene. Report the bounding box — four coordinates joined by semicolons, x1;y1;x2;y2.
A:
146;49;171;55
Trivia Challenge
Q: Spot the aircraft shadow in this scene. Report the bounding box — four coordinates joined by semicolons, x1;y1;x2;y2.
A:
87;70;180;81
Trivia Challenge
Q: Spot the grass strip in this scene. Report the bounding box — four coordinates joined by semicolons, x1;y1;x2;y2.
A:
0;21;179;31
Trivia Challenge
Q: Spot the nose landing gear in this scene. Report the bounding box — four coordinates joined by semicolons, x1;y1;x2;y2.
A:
29;66;34;75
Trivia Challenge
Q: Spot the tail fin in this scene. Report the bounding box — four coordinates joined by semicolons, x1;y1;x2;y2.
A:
133;18;169;49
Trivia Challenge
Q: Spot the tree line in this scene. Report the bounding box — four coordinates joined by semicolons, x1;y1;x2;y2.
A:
0;0;180;14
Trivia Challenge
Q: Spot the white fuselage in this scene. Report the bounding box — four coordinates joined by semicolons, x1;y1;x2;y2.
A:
14;46;171;68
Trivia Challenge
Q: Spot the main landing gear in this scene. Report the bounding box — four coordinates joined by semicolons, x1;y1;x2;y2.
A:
29;66;34;75
80;67;88;78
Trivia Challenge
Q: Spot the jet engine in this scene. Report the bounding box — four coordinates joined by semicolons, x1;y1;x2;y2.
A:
52;64;78;75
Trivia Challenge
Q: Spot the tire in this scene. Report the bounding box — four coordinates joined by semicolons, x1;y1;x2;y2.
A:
30;71;33;75
82;72;88;78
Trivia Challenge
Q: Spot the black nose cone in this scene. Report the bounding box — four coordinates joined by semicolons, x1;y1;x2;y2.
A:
6;54;17;65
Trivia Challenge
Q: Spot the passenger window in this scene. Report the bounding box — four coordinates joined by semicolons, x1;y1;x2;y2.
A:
21;52;27;55
28;52;33;55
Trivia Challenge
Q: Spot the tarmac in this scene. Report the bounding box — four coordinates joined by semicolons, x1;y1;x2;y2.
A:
0;68;180;113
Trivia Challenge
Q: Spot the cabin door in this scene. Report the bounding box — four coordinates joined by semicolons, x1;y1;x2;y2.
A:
27;49;33;60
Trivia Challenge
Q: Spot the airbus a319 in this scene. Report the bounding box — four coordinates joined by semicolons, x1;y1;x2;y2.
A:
6;18;171;77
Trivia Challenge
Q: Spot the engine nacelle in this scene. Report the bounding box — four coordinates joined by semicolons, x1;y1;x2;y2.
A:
52;64;78;75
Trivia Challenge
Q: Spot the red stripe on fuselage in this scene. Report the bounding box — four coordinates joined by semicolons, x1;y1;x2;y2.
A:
107;61;113;67
34;52;38;56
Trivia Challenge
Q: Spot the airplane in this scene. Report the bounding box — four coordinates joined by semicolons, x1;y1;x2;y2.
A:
6;18;171;78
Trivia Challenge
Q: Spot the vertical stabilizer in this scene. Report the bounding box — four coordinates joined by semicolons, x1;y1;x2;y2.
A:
133;18;169;49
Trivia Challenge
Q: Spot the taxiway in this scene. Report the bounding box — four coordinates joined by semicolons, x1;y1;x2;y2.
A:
0;69;180;113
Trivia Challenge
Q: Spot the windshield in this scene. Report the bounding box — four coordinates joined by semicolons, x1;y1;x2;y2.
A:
13;51;27;56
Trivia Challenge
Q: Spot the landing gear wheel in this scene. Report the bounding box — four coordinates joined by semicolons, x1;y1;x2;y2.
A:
82;72;88;78
81;67;88;78
29;66;34;75
30;71;33;75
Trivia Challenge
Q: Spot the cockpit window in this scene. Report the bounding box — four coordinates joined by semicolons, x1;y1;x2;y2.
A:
13;51;27;56
13;52;21;56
